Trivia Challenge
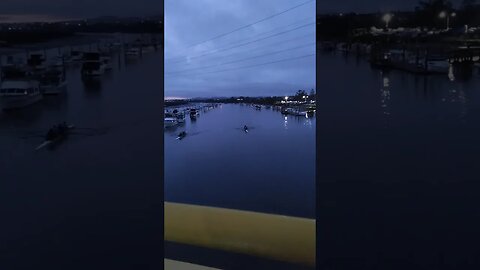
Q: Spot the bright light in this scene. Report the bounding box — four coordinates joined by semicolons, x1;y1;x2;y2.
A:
302;95;306;99
451;12;457;17
285;96;288;100
439;11;447;18
382;13;393;23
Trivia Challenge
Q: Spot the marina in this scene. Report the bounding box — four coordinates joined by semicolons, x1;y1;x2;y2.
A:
0;33;163;269
0;33;160;109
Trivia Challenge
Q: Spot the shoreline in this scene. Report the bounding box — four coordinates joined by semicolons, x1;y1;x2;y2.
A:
0;32;161;55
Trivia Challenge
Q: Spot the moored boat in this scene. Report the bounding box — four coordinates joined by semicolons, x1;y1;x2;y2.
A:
0;80;42;110
125;47;141;58
39;70;67;95
189;108;199;119
164;117;178;128
81;61;106;77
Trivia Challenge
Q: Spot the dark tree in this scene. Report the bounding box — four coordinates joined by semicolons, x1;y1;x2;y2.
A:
461;0;477;9
460;0;479;26
415;0;454;29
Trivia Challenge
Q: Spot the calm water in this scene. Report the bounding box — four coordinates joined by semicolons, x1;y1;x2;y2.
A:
165;104;315;218
0;42;163;269
318;52;480;269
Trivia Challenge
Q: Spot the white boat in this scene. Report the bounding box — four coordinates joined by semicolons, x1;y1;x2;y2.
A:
282;107;307;116
0;80;42;110
164;117;178;128
165;110;185;124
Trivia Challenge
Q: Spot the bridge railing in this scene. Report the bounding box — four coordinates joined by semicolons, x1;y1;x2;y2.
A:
165;202;316;267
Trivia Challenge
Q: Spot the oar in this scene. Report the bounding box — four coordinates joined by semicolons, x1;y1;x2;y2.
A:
35;141;51;151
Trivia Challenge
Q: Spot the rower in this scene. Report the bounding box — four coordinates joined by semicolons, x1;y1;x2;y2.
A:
46;128;56;141
58;123;66;133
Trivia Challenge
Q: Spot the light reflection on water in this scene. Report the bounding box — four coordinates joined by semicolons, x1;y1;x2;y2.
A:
318;51;480;267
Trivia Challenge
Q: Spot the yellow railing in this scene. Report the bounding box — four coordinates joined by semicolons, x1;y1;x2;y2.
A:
165;202;315;267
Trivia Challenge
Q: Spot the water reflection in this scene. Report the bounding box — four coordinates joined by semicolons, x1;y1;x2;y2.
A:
42;94;69;112
0;104;44;126
303;117;313;128
380;73;392;127
165;104;315;218
318;46;480;270
82;78;103;94
448;65;455;81
375;66;474;123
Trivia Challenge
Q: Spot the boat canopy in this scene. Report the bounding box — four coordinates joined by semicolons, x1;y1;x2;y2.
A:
1;80;39;90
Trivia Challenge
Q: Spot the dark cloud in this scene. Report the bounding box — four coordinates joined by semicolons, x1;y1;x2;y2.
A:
165;0;315;98
317;0;463;13
0;0;160;19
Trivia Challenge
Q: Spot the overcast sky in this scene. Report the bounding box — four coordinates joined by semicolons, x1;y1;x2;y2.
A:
0;0;160;22
165;0;316;98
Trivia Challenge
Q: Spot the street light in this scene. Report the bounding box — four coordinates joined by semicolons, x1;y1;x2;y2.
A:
302;95;307;103
382;13;393;29
439;11;456;30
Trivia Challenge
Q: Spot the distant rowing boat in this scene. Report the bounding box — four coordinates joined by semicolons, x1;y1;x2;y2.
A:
35;125;75;150
176;131;187;140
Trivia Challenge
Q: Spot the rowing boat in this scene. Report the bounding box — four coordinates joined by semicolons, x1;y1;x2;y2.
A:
35;125;75;150
176;131;187;140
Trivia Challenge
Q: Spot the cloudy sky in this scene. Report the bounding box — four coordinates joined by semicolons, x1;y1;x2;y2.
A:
0;0;160;22
165;0;316;98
